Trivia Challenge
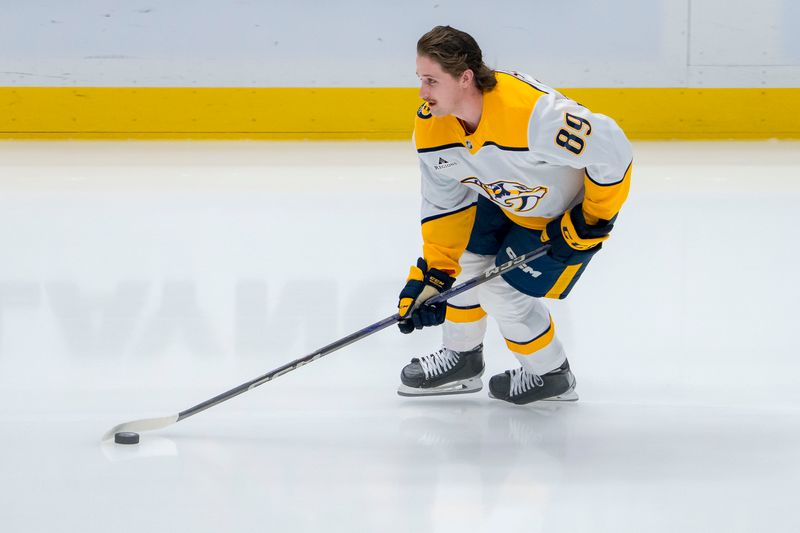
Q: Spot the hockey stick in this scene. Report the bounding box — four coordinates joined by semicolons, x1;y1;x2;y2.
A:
102;244;551;441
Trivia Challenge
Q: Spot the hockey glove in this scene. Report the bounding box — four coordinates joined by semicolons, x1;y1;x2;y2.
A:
397;258;455;334
541;203;614;264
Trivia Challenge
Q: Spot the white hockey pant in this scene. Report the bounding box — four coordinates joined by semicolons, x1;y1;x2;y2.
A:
443;251;566;375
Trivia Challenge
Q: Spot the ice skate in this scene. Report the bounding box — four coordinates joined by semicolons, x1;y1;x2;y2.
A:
488;359;578;404
397;345;484;397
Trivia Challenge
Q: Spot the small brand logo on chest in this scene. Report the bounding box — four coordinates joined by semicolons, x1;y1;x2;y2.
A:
433;157;459;171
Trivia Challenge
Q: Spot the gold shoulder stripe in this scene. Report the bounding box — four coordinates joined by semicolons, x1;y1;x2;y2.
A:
414;111;461;151
470;73;545;151
495;70;550;94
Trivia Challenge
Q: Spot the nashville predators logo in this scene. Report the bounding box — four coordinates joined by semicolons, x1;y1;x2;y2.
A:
461;177;548;213
417;102;432;119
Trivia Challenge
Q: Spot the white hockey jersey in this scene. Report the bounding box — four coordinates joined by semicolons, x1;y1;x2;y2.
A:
414;70;632;276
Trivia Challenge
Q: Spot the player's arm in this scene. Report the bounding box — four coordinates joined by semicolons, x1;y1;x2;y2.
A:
420;165;478;277
529;93;633;262
397;160;477;333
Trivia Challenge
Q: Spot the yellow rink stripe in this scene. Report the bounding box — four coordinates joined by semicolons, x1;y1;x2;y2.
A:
0;87;419;140
564;88;800;140
506;317;555;355
446;304;487;323
1;87;799;139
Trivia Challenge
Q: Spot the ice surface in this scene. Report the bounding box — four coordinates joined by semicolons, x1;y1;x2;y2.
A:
0;140;798;533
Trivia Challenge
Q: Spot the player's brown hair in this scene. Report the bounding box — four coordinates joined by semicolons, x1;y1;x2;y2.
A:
417;26;497;93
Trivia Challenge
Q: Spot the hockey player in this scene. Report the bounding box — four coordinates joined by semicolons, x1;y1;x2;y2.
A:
397;26;632;404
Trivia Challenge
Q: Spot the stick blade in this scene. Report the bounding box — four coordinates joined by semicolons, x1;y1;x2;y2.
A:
102;414;180;441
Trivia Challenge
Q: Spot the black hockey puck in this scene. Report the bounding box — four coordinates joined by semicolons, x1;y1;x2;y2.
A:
114;432;140;445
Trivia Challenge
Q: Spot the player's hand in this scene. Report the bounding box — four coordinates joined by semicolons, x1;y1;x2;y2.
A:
397;258;455;334
541;203;614;264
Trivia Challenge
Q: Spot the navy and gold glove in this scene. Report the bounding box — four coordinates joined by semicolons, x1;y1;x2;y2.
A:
541;203;614;264
397;258;455;334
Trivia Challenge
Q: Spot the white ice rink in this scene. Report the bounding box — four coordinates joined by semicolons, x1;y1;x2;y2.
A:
1;140;799;532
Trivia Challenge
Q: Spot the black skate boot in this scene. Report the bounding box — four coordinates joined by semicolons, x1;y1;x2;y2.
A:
397;345;484;397
488;359;578;404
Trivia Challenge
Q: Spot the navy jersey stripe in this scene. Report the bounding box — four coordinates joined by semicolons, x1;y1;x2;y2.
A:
495;70;550;95
585;160;632;187
446;303;483;310
419;141;528;154
417;143;465;154
482;141;528;152
421;202;477;224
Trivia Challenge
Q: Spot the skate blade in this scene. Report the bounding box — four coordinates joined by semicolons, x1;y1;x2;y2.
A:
488;389;579;402
397;378;483;397
542;389;579;402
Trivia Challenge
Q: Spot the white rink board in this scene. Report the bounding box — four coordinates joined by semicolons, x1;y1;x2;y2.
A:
1;0;799;87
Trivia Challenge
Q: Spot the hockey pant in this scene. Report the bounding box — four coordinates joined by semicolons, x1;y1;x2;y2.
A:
444;251;566;375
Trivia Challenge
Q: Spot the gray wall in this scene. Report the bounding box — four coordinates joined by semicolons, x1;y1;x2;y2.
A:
1;0;799;87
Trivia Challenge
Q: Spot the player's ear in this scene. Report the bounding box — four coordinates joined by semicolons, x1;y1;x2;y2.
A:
460;68;474;87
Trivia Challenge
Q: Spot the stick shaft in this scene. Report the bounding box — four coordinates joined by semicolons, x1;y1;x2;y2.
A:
177;313;398;421
176;244;550;422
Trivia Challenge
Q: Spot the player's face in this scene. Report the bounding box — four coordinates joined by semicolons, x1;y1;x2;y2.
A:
416;55;466;117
